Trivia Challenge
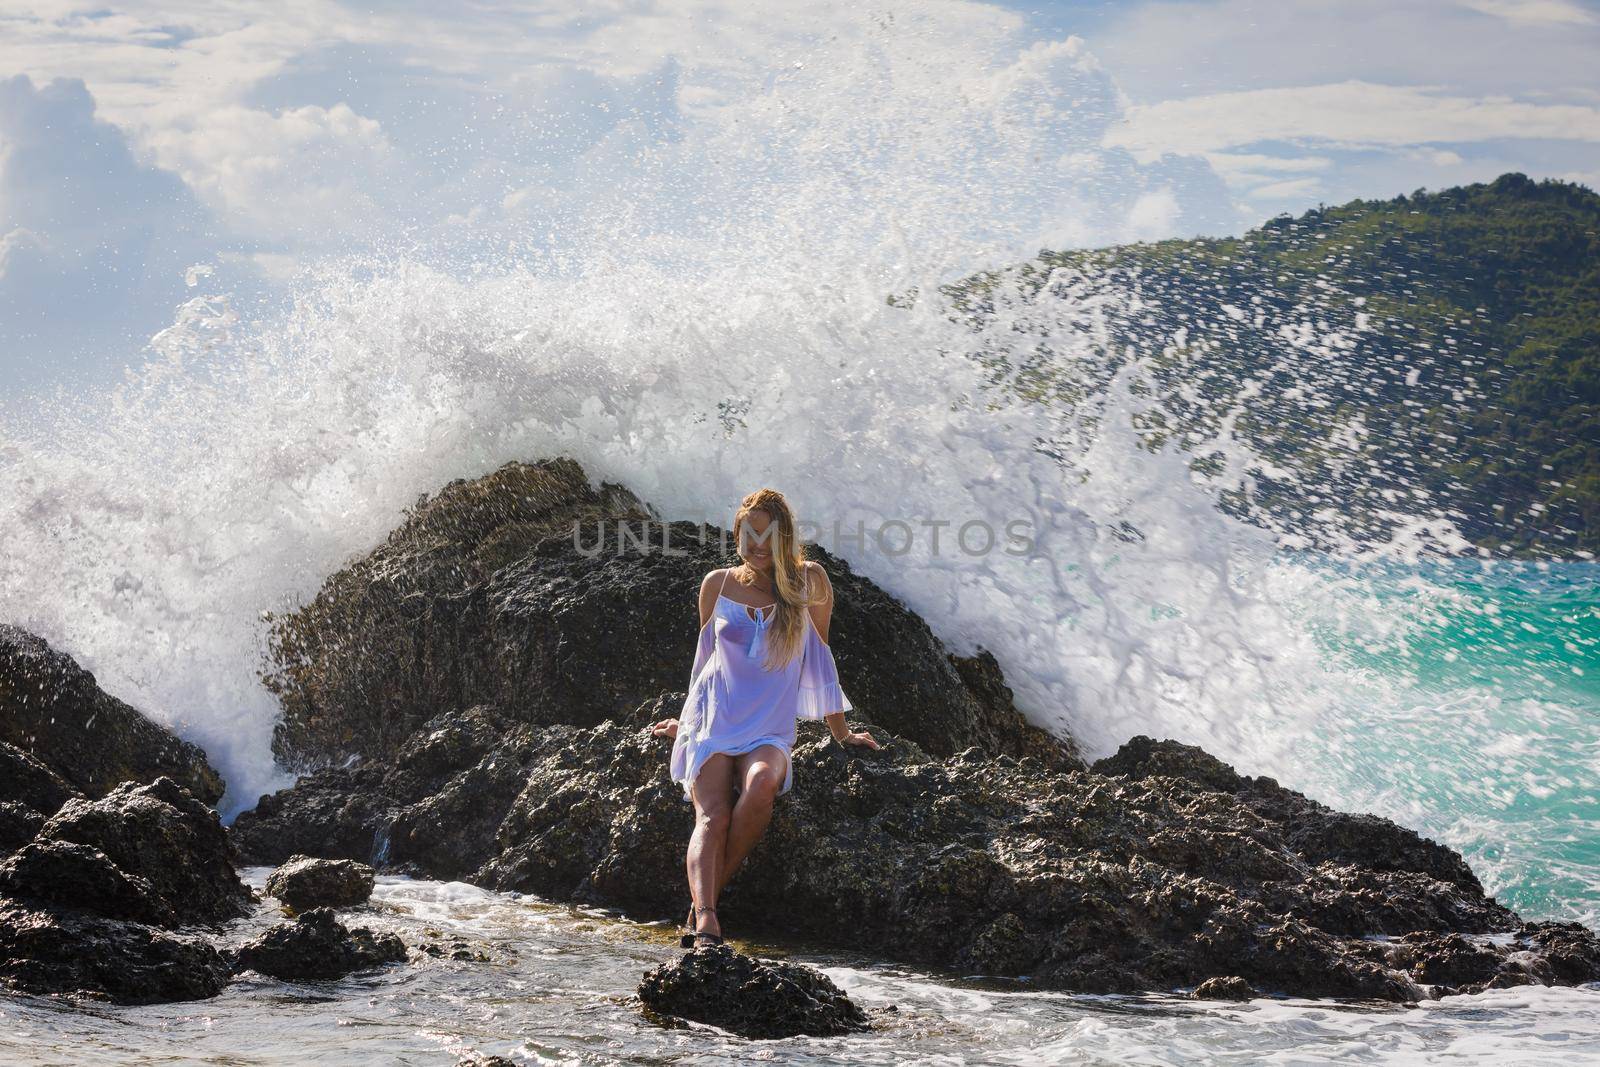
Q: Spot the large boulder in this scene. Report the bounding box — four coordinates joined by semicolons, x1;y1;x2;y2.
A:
231;907;407;981
0;743;77;857
0;901;231;1004
0;774;247;1006
264;856;375;912
0;840;177;927
0;741;80;822
38;777;252;926
0;801;46;857
258;457;1080;773
230;705;541;874
638;944;870;1038
0;625;224;805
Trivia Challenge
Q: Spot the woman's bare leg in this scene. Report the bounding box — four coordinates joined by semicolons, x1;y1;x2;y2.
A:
687;753;736;938
715;745;788;895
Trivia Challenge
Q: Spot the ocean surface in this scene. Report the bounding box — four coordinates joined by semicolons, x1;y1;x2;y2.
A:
1;5;1596;1061
0;870;1597;1066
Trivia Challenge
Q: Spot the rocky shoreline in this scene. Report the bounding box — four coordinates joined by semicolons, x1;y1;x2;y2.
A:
4;457;1599;1030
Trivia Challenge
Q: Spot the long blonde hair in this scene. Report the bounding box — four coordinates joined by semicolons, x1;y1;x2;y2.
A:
731;488;814;671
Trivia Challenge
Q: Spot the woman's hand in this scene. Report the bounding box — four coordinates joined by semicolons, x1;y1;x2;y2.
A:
650;717;679;740
838;729;880;750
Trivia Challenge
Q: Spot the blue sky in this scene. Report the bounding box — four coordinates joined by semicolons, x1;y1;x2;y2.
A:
2;0;1597;399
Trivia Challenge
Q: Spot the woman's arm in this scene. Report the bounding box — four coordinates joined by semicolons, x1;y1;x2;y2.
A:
804;560;833;644
806;561;879;749
698;566;723;631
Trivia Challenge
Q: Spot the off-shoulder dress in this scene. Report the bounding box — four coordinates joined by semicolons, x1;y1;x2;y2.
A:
669;566;853;801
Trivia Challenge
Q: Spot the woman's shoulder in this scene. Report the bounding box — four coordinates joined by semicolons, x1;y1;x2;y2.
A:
801;559;833;598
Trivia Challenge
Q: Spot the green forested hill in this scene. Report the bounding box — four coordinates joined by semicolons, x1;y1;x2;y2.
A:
946;173;1599;557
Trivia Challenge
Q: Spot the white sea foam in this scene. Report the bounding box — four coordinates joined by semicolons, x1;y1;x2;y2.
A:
0;10;1317;812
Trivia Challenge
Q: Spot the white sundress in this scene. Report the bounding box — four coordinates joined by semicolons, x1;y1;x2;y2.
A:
668;567;854;801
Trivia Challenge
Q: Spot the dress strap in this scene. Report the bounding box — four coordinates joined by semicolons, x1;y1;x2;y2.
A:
717;567;731;599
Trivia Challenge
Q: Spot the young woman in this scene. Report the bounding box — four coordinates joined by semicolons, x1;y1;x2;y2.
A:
649;489;880;948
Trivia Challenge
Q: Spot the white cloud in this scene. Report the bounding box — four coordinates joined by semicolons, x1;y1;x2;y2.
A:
1107;81;1600;160
144;102;395;244
1247;176;1323;201
0;73;220;391
1125;187;1180;240
1556;166;1600;189
1090;0;1600;101
1406;147;1467;166
1204;152;1333;176
0;226;43;281
1458;0;1597;25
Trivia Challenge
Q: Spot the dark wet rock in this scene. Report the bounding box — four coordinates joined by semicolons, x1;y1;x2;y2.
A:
0;839;177;927
1381;924;1600;996
0;801;46;857
260;457;1081;773
416;924;507;964
0;741;80;822
0;625;224;805
230;706;545;874
228;762;396;868
231;907;407;981
0;900;230;1004
264;855;375;912
1387;932;1504;992
237;705;1600;1003
1520;921;1600;985
1091;735;1247;793
417;938;494;963
638;944;869;1039
0;773;247;1006
1094;738;1485;895
39;777;252;926
1193;976;1254;1000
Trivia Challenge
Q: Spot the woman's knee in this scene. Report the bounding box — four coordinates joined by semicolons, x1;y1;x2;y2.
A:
695;802;733;834
741;765;784;805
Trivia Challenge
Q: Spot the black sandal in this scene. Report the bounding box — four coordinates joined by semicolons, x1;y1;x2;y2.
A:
677;902;696;948
680;905;723;949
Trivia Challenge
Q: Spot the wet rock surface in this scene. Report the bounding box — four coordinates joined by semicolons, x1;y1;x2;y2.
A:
0;840;178;928
0;800;47;858
638;944;869;1039
1192;976;1254;1000
232;698;1600;1002
0;901;232;1005
0;743;79;829
0;625;224;805
231;907;407;981
39;777;252;927
259;458;1080;773
265;855;375;912
0;776;250;1003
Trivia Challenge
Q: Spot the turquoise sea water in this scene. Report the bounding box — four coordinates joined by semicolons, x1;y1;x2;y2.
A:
1293;559;1599;925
